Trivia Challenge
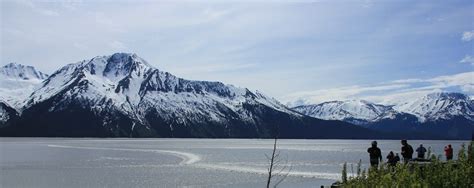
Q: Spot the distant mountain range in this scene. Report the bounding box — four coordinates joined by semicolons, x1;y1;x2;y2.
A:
292;93;474;139
0;53;382;139
0;53;472;139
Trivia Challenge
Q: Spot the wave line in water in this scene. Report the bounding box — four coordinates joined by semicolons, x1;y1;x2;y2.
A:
47;144;200;165
47;144;340;180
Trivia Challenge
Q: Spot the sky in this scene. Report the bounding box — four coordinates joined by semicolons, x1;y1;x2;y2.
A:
1;0;473;106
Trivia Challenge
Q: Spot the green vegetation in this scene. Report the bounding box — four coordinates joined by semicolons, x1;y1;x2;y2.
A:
338;141;474;188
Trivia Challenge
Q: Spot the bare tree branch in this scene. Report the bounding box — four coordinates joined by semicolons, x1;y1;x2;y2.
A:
266;132;292;188
266;136;278;188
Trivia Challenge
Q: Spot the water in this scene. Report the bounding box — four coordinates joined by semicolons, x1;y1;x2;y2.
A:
0;138;468;188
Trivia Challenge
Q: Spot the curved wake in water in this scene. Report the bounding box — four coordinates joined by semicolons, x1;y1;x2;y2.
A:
47;144;340;180
47;144;200;165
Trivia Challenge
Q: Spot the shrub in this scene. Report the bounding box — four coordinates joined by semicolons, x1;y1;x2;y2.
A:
339;141;474;187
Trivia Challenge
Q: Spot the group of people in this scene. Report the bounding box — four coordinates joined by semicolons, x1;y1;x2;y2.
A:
367;140;454;167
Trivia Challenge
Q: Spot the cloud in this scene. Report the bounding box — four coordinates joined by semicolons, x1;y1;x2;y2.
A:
462;30;474;42
460;55;474;65
283;72;474;106
282;83;409;107
461;84;474;93
390;78;424;84
428;72;473;87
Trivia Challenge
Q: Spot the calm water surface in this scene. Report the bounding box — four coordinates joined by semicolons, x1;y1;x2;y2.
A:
0;138;468;187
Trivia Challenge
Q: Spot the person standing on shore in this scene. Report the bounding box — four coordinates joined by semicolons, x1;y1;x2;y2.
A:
401;140;413;163
386;151;397;166
367;141;382;167
416;144;427;159
395;153;400;164
444;144;453;161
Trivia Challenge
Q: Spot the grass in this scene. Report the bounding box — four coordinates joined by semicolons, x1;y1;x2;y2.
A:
337;141;474;188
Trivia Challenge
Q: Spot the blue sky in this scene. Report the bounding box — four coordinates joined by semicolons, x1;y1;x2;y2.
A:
1;0;473;105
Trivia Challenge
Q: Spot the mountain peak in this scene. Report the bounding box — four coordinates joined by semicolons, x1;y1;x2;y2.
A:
13;53;312;138
292;99;398;125
76;53;155;80
4;62;21;67
111;52;135;57
394;92;473;122
0;63;48;80
0;63;48;109
294;92;473;124
426;92;469;100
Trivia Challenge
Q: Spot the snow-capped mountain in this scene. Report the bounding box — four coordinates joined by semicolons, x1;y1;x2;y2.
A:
24;53;298;124
292;100;400;125
0;63;48;109
393;92;474;122
0;62;48;80
294;93;473;123
2;53;469;139
1;53;378;138
293;92;473;139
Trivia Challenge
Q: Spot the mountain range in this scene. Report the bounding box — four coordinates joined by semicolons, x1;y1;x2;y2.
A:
0;53;472;139
0;53;381;139
292;93;474;139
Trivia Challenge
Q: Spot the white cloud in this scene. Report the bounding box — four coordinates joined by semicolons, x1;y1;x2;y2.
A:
462;30;474;42
428;72;473;87
460;55;474;65
461;84;474;93
282;84;409;106
390;78;424;84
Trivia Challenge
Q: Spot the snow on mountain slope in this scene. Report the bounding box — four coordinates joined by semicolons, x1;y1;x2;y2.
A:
24;53;300;132
0;101;12;124
0;101;19;126
0;63;48;109
292;100;398;125
293;92;473;125
393;92;474;122
0;63;48;80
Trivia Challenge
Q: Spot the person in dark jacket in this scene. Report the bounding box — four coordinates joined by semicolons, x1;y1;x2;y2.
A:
394;153;400;164
386;151;397;166
416;144;427;159
367;141;382;167
401;140;413;163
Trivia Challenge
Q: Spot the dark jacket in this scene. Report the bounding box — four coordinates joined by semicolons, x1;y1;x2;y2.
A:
368;146;382;162
416;146;427;157
401;144;413;159
386;153;397;166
